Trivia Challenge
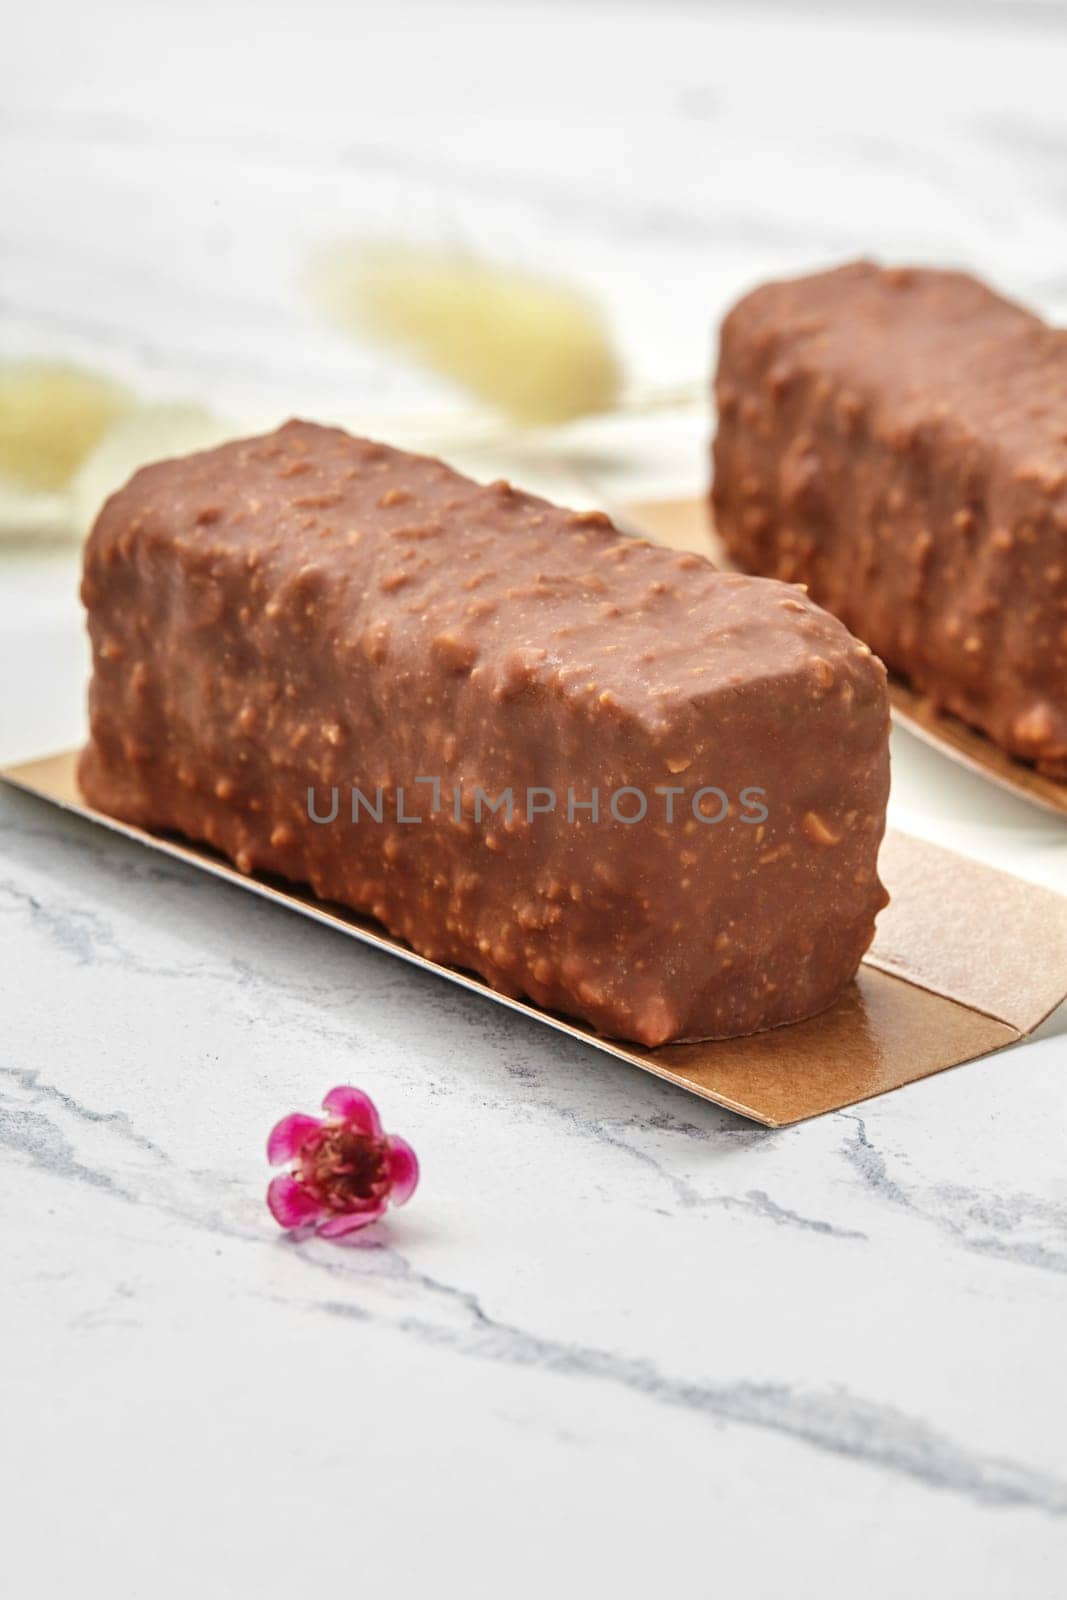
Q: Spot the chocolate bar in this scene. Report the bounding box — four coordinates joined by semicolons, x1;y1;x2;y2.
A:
80;421;889;1045
712;262;1067;776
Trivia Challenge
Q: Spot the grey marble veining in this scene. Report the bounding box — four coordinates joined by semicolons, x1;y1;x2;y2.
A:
3;768;1067;1594
3;2;1067;1596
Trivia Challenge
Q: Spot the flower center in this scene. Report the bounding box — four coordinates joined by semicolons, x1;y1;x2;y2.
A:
302;1124;390;1212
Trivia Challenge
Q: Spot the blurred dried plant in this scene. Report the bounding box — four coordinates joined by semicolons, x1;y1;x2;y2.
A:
307;239;625;427
0;363;134;493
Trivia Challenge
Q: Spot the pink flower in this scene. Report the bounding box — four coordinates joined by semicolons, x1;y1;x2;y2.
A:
266;1085;419;1239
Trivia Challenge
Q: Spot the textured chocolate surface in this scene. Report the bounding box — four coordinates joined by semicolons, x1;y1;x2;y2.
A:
712;262;1067;777
80;421;889;1046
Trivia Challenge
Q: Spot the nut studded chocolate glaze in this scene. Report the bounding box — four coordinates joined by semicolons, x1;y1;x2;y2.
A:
80;421;889;1047
713;262;1067;777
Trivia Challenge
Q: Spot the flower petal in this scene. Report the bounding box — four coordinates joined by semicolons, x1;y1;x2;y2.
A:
266;1112;322;1166
316;1203;387;1238
386;1136;420;1205
267;1174;325;1229
321;1085;382;1137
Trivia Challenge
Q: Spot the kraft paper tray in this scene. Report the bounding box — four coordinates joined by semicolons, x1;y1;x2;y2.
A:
4;750;1066;1127
620;496;1067;820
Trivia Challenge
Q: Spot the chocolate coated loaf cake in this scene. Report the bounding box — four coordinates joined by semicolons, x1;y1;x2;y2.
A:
713;262;1067;776
80;421;889;1046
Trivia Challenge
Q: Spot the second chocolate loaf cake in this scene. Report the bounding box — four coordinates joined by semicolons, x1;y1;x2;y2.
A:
80;421;889;1046
713;262;1067;777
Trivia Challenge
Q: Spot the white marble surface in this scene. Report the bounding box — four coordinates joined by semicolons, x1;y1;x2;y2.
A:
2;3;1067;1596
